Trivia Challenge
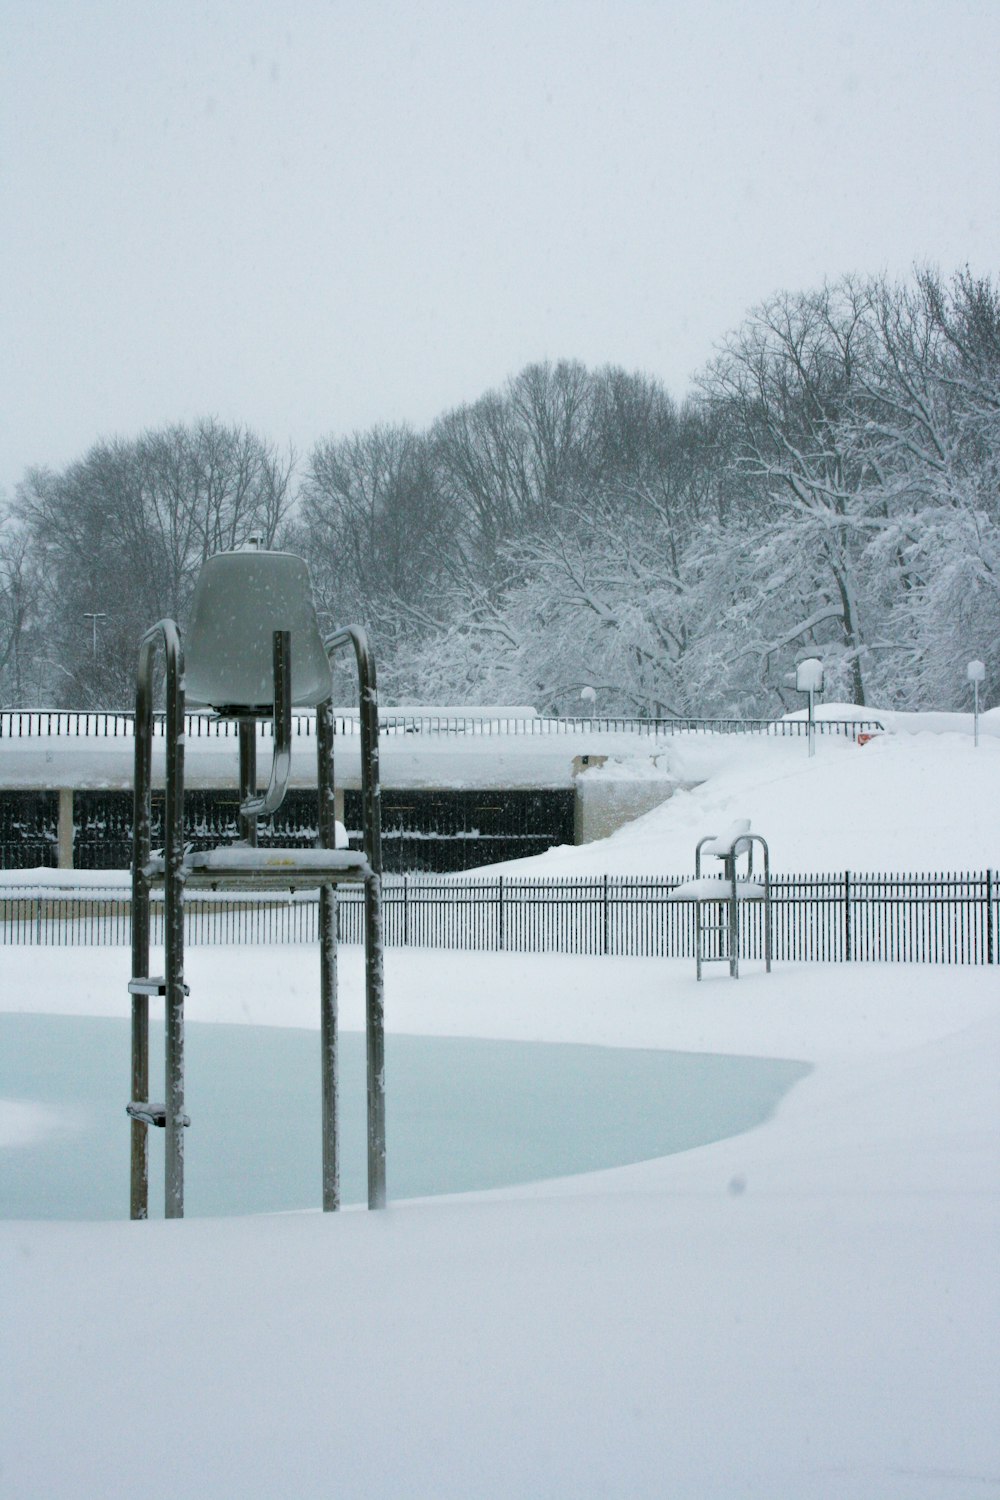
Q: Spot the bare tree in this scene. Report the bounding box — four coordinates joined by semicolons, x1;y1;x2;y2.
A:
15;421;296;707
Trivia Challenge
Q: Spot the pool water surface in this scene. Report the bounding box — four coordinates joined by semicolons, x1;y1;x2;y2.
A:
0;1014;810;1219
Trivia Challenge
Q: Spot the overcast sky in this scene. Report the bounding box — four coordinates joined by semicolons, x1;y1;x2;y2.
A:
2;0;998;498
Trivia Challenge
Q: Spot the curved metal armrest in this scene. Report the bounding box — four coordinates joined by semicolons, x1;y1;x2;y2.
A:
240;630;292;818
325;626;382;874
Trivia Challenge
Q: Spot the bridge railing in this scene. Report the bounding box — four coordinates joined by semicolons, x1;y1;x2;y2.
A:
0;709;884;741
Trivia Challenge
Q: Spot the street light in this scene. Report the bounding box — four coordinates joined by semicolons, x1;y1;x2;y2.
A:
967;659;985;747
795;658;825;757
83;612;107;661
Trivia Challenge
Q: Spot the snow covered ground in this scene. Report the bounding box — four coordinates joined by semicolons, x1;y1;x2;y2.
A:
2;712;999;1498
489;710;1000;874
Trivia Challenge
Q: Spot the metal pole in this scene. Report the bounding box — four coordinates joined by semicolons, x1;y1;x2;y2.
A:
727;853;739;977
325;626;386;1209
974;680;980;748
756;835;772;973
160;623;186;1219
130;644;154;1221
84;611;107;660
316;697;339;1211
239;722;258;846
987;868;994;967
364;869;386;1209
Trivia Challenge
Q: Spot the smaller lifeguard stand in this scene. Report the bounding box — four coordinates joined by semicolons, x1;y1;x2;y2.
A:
127;542;385;1220
670;820;772;979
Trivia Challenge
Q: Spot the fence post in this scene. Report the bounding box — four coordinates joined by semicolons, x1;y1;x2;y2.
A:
988;869;994;966
844;870;851;962
602;873;609;956
498;874;505;951
403;874;409;946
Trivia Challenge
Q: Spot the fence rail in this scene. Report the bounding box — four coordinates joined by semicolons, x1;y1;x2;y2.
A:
1;871;994;965
0;709;884;742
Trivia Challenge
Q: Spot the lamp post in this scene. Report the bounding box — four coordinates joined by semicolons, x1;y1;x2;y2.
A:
83;611;107;661
795;658;825;757
967;659;985;747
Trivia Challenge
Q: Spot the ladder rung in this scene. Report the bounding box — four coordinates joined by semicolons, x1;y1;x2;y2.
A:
127;1102;191;1128
129;976;191;997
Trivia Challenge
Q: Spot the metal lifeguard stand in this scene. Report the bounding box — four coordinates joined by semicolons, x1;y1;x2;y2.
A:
671;820;772;979
127;543;385;1219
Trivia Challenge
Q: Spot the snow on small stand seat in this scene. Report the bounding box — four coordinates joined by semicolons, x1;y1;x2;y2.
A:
669;819;772;979
670;876;767;901
128;539;386;1222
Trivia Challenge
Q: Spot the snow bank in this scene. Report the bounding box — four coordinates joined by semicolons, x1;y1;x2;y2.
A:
0;867;131;892
789;700;1000;736
482;729;1000;875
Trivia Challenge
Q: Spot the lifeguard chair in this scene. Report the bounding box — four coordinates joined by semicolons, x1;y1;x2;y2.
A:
670;820;772;979
126;541;385;1219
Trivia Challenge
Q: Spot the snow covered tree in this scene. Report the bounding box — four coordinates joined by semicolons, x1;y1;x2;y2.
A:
849;270;1000;707
701;280;888;706
294;424;454;698
0;516;43;705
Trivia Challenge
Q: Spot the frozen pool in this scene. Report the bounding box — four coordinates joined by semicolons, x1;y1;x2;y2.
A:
0;1014;810;1219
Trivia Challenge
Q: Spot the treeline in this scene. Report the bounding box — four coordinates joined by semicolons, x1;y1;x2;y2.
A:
2;267;997;714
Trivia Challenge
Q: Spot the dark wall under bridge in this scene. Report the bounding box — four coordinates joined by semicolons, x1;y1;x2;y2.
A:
0;792;60;868
0;788;576;874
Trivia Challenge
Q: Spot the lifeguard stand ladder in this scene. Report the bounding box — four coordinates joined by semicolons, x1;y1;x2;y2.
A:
692;821;772;980
126;544;385;1220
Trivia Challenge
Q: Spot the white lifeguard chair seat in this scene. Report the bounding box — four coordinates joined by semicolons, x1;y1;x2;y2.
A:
699;819;752;858
184;549;333;714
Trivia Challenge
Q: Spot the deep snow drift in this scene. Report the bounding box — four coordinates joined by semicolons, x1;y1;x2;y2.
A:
488;712;1000;875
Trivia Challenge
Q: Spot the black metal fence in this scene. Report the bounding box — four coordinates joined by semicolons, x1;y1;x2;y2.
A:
1;871;995;964
0;709;885;741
